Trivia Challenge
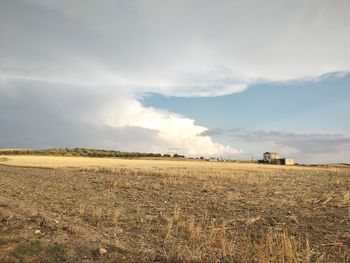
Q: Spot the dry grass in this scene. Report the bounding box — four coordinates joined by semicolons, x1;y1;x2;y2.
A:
161;206;316;262
0;154;316;171
0;156;349;262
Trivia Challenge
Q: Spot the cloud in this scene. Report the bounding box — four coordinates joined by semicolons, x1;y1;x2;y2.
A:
0;80;237;156
202;128;350;163
1;0;350;158
1;0;350;97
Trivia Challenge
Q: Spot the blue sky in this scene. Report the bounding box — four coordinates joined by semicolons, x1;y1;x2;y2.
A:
1;0;350;163
143;73;350;133
142;73;350;163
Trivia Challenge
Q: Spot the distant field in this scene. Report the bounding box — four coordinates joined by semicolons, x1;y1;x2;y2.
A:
0;155;349;262
0;149;28;152
0;155;314;171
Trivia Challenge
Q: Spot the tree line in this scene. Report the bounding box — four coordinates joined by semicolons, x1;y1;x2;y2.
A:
0;148;185;158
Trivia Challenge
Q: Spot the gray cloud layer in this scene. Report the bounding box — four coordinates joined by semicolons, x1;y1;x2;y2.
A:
202;128;350;163
0;81;165;151
1;0;350;95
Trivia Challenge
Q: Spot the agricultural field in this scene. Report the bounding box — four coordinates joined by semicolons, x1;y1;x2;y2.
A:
0;156;349;262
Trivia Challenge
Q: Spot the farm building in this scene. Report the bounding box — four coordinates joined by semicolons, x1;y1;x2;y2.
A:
270;158;295;165
263;152;280;162
262;152;295;165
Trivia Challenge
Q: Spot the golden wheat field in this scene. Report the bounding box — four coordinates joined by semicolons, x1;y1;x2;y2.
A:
0;155;349;262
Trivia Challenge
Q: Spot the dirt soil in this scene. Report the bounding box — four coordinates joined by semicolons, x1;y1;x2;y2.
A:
0;163;349;262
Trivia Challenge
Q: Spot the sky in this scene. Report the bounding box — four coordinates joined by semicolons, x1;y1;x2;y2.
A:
0;0;350;163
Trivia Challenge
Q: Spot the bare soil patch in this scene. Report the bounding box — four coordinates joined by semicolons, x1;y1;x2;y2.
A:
0;160;349;262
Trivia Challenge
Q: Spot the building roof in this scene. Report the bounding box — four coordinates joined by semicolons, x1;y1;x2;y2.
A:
264;152;278;154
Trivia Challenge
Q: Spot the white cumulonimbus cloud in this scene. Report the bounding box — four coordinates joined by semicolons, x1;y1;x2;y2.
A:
0;78;239;156
0;0;349;156
102;98;237;155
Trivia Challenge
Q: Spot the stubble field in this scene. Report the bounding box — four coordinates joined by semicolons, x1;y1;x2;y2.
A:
0;156;349;262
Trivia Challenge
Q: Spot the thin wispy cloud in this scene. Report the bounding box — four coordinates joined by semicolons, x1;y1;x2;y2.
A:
202;129;350;154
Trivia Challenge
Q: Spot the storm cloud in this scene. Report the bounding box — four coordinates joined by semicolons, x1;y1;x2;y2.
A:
0;80;236;155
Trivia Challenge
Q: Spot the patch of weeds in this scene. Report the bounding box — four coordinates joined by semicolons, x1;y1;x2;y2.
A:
0;212;14;223
1;222;24;233
72;245;92;261
0;237;21;247
45;243;66;262
106;244;127;254
90;248;100;260
0;238;8;246
12;240;43;261
29;213;47;228
11;241;66;262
